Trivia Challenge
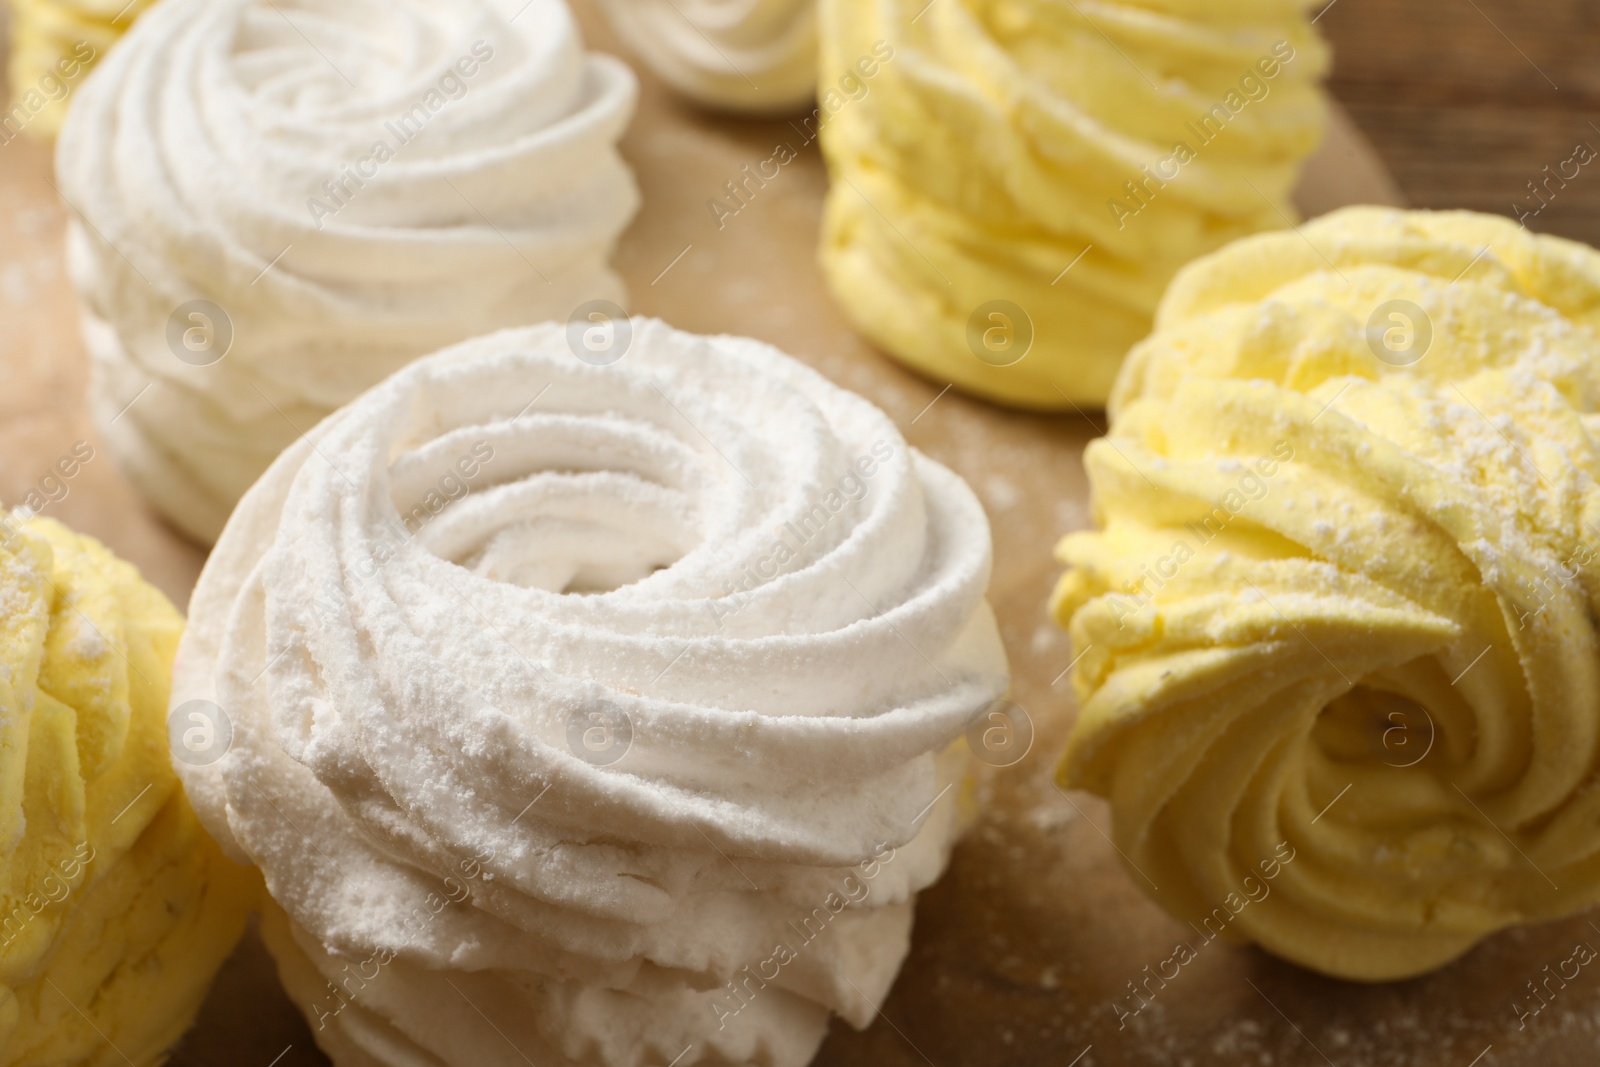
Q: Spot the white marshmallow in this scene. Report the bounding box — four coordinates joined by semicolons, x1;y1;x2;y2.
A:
58;0;640;544
598;0;815;113
173;320;1009;1067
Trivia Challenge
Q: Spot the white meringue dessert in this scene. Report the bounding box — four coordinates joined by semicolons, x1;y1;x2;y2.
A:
57;0;640;545
597;0;816;113
171;319;1008;1067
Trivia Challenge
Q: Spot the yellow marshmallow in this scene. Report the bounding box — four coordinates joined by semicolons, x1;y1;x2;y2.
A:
818;0;1328;408
0;512;253;1065
1051;207;1600;981
4;0;151;140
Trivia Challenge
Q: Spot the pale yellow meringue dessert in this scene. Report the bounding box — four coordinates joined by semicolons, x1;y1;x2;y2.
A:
819;0;1328;407
1052;207;1600;981
3;0;151;140
0;511;253;1065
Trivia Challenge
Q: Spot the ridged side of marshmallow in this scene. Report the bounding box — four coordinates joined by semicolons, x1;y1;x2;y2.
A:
819;0;1328;407
597;0;816;113
58;0;639;544
0;513;253;1067
175;320;1008;1066
1053;208;1600;981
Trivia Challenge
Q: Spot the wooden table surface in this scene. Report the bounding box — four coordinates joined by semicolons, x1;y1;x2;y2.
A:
1322;0;1600;248
2;2;1597;1066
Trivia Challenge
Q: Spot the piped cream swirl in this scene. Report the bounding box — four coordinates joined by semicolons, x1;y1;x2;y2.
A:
819;0;1328;407
1053;208;1600;980
57;0;639;545
174;320;1007;1066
